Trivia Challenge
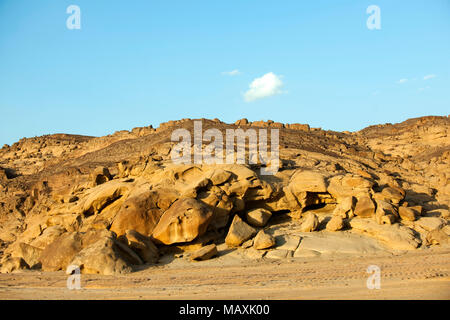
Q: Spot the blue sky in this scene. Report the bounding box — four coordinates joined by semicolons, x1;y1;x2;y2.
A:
0;0;449;145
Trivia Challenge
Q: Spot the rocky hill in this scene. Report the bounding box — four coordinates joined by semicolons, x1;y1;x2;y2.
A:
0;116;449;274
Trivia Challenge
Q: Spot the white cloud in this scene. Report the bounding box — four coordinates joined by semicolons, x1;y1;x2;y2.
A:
244;72;284;102
398;78;408;84
423;74;436;80
222;69;241;76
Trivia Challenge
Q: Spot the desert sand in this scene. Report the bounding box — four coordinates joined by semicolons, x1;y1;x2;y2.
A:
0;116;449;300
1;241;449;300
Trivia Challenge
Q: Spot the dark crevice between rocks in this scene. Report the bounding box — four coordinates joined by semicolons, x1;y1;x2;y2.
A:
302;202;327;212
272;210;293;224
83;195;124;218
2;167;19;179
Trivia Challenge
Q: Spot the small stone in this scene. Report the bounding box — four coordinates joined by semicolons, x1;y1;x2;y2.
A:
381;186;405;204
246;208;272;227
375;200;398;224
299;213;319;232
190;244;218;261
354;196;376;218
225;215;257;247
333;196;355;218
265;249;289;259
253;230;276;250
326;216;344;231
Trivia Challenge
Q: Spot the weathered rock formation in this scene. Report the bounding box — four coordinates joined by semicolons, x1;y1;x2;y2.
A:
0;116;448;274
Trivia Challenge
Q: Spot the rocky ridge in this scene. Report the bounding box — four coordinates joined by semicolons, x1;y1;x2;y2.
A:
0;116;449;274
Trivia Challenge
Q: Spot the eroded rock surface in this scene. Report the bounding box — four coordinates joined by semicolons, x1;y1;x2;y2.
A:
0;116;449;274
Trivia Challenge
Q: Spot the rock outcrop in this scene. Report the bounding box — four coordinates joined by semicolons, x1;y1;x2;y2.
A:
0;116;449;274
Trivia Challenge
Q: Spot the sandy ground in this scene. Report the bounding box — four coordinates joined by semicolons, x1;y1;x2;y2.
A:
0;245;449;300
1;210;449;300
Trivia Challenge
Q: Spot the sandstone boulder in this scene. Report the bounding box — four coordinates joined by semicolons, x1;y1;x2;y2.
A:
225;214;257;247
190;244;218;261
299;213;319;232
349;218;421;250
206;169;232;186
0;257;29;273
81;180;130;216
241;238;254;249
327;175;374;201
381;186;405;204
40;229;135;272
426;229;449;245
376;200;397;215
246;208;272;227
110;189;168;237
253;230;276;249
15;243;42;269
40;232;83;271
123;229;159;264
415;217;446;232
30;225;66;249
287;170;328;209
152;198;213;245
197;186;233;229
70;237;135;275
354;196;376;218
91;166;112;186
219;164;271;201
399;207;416;221
288;123;310;131
333;196;355;218
234;118;249;126
326;216;344;231
375;200;398;225
289;170;328;194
